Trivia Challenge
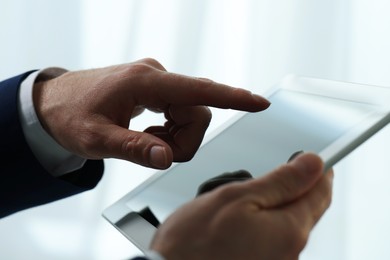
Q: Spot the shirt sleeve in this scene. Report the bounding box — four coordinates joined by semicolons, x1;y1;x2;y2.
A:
18;67;87;177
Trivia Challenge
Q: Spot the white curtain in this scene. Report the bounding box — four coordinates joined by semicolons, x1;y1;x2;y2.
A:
1;0;390;259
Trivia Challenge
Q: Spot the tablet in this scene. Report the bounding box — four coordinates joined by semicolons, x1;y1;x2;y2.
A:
102;74;390;252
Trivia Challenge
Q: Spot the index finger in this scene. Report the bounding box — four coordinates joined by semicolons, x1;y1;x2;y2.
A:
137;70;271;112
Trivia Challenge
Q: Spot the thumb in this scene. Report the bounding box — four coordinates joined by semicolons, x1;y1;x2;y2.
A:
244;153;324;208
102;124;174;169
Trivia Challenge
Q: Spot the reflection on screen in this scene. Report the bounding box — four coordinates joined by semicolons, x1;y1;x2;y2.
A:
125;89;375;222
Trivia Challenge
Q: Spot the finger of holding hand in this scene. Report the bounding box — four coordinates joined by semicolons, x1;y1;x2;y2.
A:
242;153;324;208
283;168;334;231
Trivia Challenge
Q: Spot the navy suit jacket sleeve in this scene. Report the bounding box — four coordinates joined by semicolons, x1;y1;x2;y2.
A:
0;71;104;218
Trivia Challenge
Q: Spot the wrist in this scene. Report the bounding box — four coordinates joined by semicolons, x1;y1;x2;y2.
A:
32;67;68;136
19;67;86;176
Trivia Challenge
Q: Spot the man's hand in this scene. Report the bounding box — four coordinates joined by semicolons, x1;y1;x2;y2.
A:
150;153;333;260
33;58;270;169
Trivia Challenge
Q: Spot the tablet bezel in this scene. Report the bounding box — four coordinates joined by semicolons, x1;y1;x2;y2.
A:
102;74;390;252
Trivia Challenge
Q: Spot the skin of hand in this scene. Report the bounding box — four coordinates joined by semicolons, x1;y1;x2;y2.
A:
32;58;270;169
150;153;334;260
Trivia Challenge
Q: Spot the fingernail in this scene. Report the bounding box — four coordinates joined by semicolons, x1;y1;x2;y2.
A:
252;94;271;106
289;153;322;175
150;146;168;169
287;150;304;162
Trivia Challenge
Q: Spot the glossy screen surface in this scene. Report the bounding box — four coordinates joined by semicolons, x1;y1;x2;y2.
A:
123;89;377;222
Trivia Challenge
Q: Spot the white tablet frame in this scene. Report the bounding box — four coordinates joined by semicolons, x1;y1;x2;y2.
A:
102;74;390;252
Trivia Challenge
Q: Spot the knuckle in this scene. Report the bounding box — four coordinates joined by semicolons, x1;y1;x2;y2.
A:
119;63;155;79
76;126;106;157
324;187;333;208
139;57;164;69
314;174;334;214
121;133;144;158
116;62;155;81
273;164;300;195
213;182;244;202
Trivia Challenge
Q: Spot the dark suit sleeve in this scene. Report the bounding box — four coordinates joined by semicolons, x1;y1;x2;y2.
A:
0;72;104;218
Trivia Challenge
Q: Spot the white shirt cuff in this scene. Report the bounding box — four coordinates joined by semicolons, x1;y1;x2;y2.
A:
18;68;87;177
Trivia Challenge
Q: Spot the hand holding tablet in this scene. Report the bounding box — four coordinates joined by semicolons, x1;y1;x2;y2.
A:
103;74;390;252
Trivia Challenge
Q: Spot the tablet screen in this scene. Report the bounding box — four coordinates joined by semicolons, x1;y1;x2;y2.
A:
121;88;381;222
103;75;390;251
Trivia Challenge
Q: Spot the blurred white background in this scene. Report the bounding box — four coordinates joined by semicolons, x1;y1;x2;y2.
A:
1;0;390;259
